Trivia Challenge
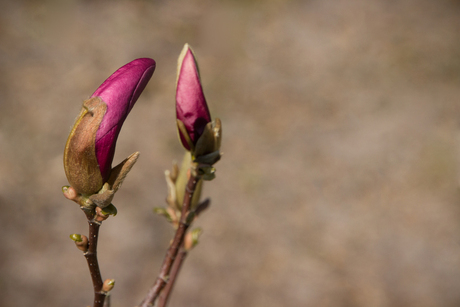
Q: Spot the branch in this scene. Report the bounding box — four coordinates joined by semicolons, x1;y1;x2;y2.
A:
157;246;188;307
139;174;199;307
83;209;107;307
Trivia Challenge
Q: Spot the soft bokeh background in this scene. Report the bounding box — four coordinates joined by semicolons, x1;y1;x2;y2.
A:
1;0;460;306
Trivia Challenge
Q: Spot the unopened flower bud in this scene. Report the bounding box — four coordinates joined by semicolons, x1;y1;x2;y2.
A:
176;45;222;160
64;58;155;196
176;44;211;152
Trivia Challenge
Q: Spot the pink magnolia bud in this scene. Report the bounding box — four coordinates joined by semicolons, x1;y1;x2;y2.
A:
176;44;211;151
64;58;155;195
92;58;156;181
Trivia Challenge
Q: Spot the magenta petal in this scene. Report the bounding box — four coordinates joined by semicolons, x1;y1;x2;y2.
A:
91;58;156;181
176;47;211;149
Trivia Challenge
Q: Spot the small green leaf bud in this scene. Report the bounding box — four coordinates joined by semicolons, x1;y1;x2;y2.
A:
153;207;174;223
69;233;82;242
184;228;203;251
102;279;115;292
95;205;117;222
70;234;88;252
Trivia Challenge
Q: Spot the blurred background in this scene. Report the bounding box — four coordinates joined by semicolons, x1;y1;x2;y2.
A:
1;0;460;306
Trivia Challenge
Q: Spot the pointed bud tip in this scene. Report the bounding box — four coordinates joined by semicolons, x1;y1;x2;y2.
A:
91;58;156;109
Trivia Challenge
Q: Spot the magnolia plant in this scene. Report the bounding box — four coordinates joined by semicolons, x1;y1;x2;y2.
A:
62;45;221;307
63;58;156;213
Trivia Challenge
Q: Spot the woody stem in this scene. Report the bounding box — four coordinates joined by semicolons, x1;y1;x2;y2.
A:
83;209;107;307
157;245;188;307
139;174;199;307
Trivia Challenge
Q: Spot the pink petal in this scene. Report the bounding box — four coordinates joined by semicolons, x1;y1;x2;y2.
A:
176;46;211;149
91;58;156;180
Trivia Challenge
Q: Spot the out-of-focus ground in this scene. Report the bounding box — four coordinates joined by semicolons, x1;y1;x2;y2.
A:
1;0;460;306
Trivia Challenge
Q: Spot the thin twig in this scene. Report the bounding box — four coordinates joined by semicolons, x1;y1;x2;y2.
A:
103;294;111;307
139;174;199;307
158;246;188;307
83;209;107;307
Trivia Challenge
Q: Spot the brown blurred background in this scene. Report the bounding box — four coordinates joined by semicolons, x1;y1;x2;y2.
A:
1;0;460;306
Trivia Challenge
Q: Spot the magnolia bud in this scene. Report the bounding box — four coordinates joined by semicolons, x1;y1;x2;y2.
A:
176;44;211;152
64;58;155;196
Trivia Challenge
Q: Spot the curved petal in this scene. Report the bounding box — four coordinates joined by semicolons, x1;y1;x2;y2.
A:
91;58;156;180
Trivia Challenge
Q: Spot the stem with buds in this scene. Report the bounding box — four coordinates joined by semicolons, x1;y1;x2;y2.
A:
82;209;108;307
139;174;199;307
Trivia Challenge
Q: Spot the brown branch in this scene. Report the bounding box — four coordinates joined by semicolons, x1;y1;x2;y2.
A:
158;246;188;307
83;209;107;307
139;174;199;307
